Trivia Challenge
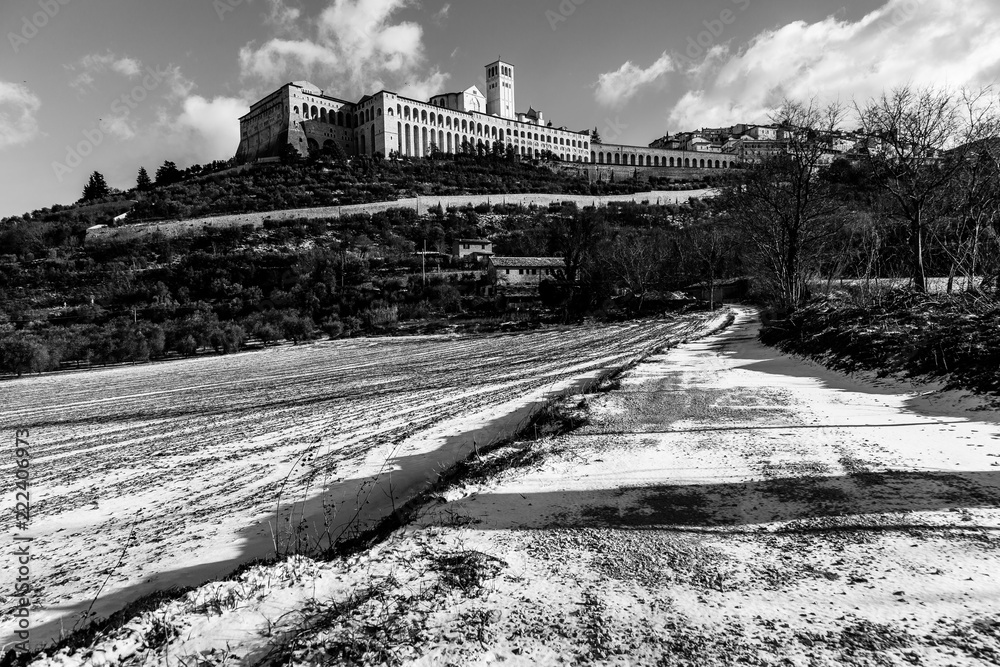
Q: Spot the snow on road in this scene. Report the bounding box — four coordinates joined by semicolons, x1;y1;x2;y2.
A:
0;316;717;651
401;306;999;665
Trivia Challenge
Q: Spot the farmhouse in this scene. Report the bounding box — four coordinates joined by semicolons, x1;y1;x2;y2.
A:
452;239;494;260
488;257;566;288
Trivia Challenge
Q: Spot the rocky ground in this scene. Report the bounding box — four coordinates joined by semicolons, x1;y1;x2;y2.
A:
19;308;1000;666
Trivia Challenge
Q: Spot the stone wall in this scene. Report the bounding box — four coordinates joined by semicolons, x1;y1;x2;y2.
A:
86;189;714;245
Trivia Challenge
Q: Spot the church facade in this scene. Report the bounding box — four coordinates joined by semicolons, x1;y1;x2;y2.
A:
235;58;736;171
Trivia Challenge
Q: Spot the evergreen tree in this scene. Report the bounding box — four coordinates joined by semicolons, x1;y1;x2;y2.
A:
136;167;152;192
591;127;603;143
82;172;110;202
155;161;182;187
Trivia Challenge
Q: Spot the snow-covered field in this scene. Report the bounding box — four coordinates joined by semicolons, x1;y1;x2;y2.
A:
24;308;1000;666
0;316;718;651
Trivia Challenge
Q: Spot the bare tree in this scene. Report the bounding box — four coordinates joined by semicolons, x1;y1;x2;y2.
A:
719;98;847;310
945;89;1000;292
605;228;670;313
854;86;987;292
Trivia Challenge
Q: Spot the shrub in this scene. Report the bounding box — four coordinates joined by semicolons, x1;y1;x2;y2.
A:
362;302;399;330
321;317;344;339
0;334;53;376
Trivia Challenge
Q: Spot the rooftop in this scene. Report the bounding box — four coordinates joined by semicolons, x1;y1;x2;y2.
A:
491;257;565;269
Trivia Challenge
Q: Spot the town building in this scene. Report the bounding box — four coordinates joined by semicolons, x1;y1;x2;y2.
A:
452;239;494;261
488;257;566;288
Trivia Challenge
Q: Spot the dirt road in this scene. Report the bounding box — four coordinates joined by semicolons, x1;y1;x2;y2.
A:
20;308;1000;665
397;306;999;665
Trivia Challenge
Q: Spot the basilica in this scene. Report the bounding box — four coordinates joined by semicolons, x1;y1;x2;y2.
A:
235;58;737;171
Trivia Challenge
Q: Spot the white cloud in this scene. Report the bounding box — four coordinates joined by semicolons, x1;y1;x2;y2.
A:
433;3;450;24
0;82;41;150
263;0;302;34
668;0;1000;130
168;95;249;164
594;52;675;108
240;0;450;100
66;52;143;94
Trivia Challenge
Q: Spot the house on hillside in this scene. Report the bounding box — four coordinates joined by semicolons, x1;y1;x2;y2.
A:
452;239;494;261
487;257;566;289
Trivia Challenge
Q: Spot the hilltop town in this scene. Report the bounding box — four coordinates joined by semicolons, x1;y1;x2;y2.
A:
237;58;858;172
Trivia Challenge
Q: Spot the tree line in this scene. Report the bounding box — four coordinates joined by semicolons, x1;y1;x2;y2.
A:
715;85;1000;312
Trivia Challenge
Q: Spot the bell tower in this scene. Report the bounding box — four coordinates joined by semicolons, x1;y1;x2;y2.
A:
485;58;515;119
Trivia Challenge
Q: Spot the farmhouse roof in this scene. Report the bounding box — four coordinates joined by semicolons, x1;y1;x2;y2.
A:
458;238;493;244
491;257;565;269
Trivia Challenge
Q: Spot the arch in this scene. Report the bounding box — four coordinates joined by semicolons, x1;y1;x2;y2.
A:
405;124;411;156
654;156;659;167
421;110;428;123
614;154;621;165
645;156;651;166
377;108;383;118
630;155;636;166
439;130;444;152
462;120;468;132
477;123;483;135
404;106;410;120
438;114;444;126
491;126;498;139
421;127;428;157
598;152;604;164
310;105;318;118
684;158;690;167
398;122;403;154
447;132;453;154
307;138;319;152
700;159;706;168
446;117;452;128
584;141;589;150
592;151;596;162
370;126;376;155
293;105;299;116
397;104;402;117
715;160;721;168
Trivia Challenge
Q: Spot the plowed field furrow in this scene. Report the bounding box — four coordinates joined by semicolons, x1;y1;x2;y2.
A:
0;316;719;647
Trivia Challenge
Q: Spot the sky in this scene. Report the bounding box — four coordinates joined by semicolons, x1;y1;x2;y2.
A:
2;0;1000;218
